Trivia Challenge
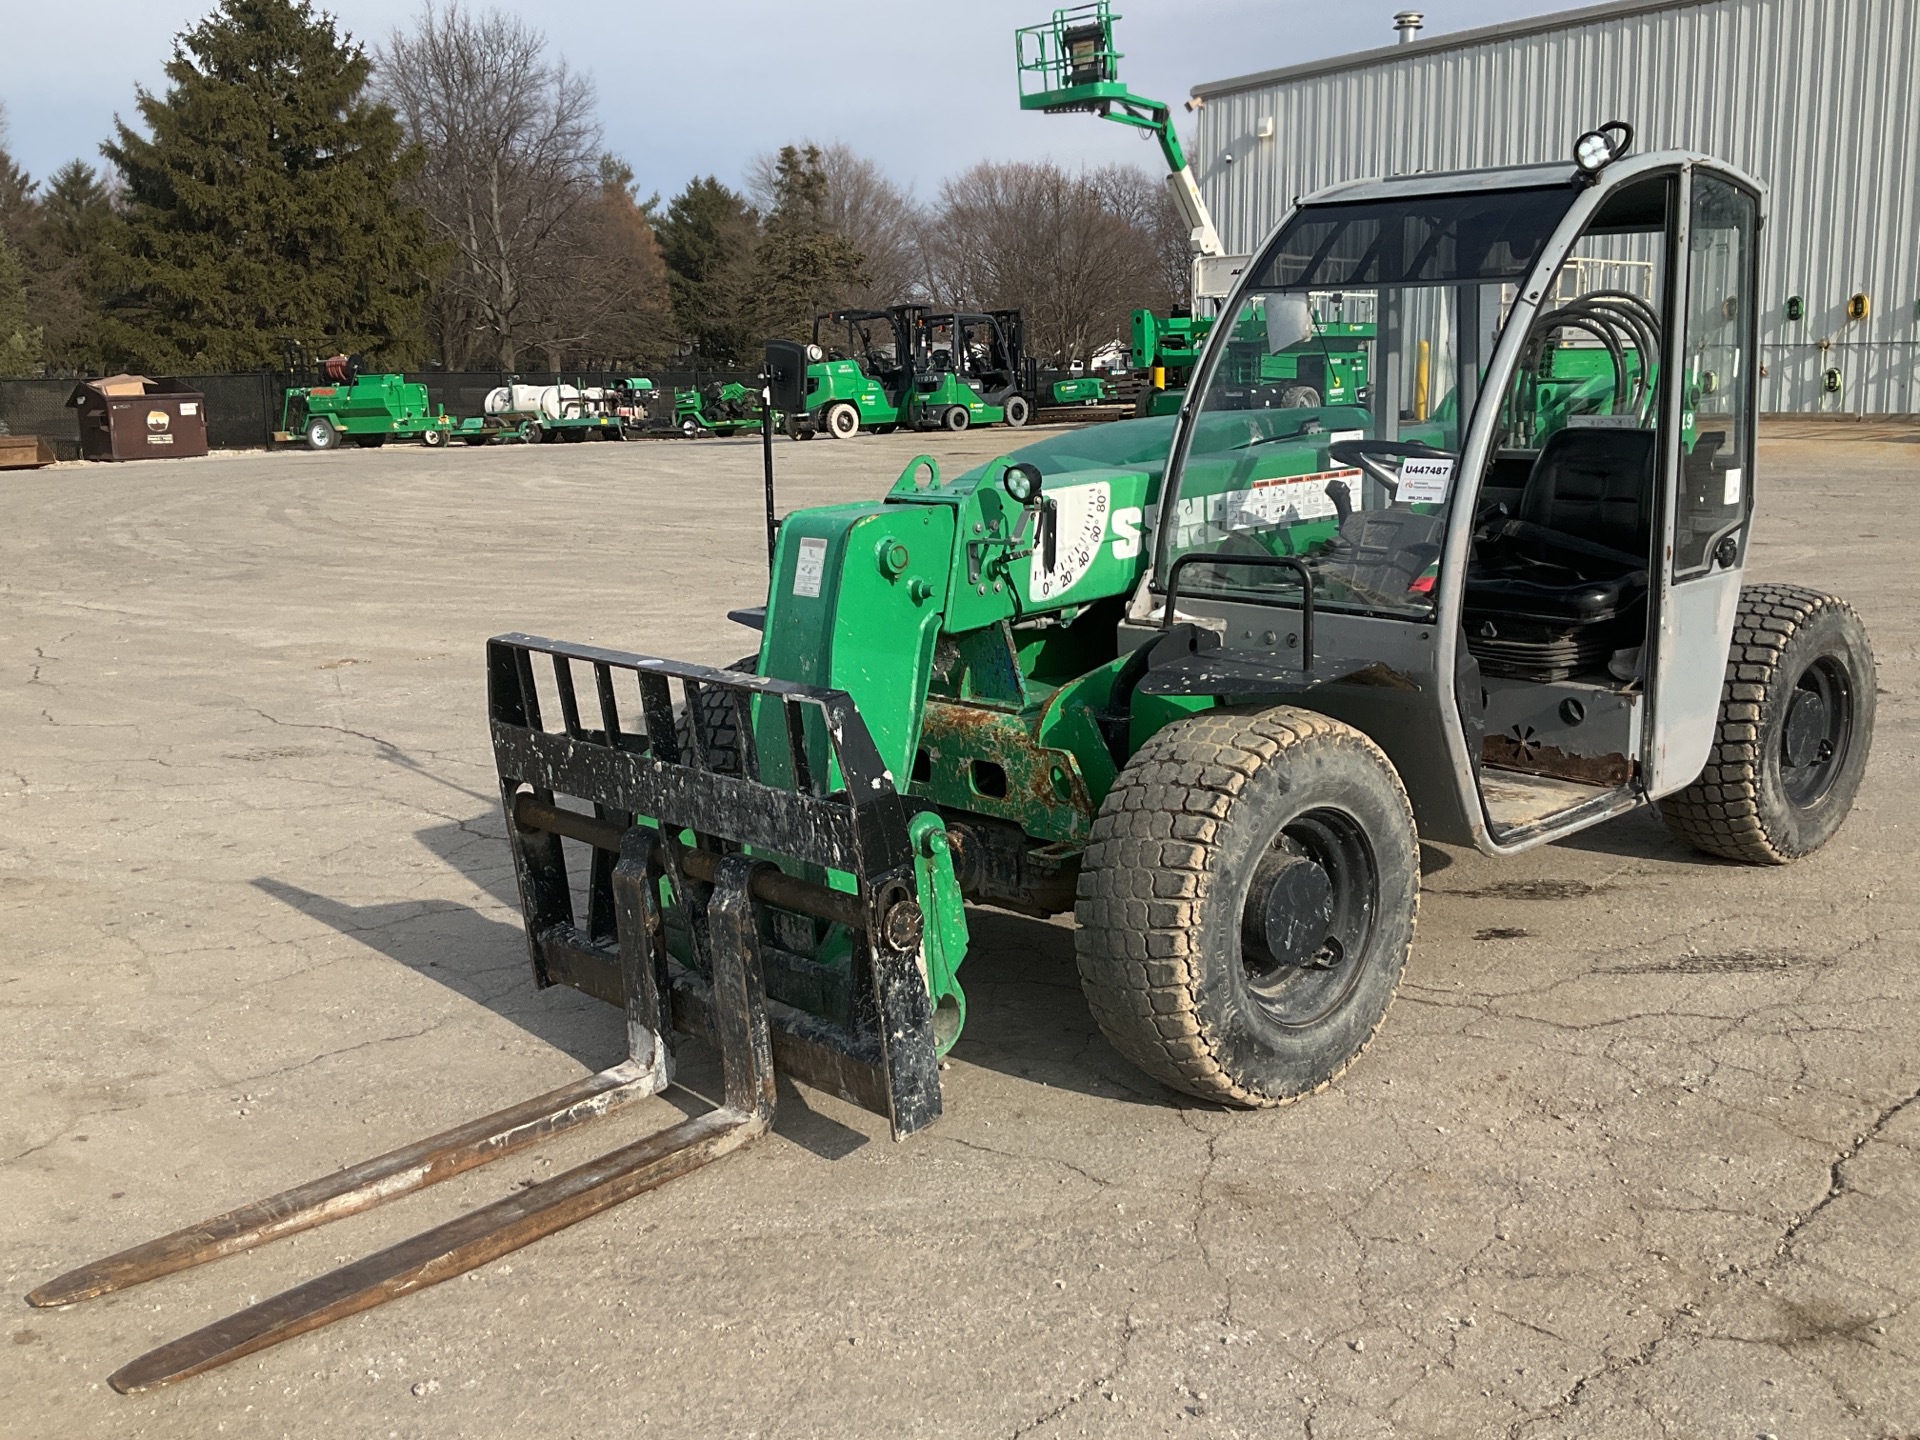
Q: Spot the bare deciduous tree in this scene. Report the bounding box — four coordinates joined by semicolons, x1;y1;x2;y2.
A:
377;4;603;369
1091;163;1189;313
924;160;1167;367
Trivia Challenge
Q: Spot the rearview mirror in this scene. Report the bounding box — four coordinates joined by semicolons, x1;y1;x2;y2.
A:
1265;295;1314;354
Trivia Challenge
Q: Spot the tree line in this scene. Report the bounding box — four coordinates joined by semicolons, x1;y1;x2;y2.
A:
0;0;1186;379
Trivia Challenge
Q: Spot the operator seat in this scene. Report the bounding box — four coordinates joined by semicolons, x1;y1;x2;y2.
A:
1463;426;1656;681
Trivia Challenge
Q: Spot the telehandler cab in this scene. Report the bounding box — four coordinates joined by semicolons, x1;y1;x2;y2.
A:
33;132;1875;1391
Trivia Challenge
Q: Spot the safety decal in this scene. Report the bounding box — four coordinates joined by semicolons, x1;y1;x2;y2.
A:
793;536;828;598
1231;468;1360;527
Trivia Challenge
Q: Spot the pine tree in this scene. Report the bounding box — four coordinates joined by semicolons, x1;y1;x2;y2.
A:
0;233;42;376
752;145;864;343
657;176;759;366
101;0;434;371
31;162;123;372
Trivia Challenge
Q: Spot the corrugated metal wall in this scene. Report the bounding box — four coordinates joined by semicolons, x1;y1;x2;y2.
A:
1194;0;1920;413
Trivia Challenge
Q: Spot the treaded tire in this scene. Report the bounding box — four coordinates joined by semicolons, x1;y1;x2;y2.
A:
1003;394;1032;428
824;403;860;439
1660;583;1875;863
1075;706;1418;1106
942;406;970;433
674;655;757;775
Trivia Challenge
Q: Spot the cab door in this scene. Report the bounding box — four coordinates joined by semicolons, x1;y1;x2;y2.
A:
1644;168;1762;796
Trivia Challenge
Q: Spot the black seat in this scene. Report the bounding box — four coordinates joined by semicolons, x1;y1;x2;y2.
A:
1464;427;1656;680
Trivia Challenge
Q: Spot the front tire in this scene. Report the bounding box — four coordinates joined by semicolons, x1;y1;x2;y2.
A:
420;428;446;448
1660;583;1875;863
1003;394;1032;428
824;403;860;439
1075;707;1418;1105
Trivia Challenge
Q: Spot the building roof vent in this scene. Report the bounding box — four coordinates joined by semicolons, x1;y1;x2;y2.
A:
1393;10;1424;44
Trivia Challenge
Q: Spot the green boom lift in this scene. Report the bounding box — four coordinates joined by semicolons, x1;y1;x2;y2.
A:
35;139;1879;1394
1017;3;1377;418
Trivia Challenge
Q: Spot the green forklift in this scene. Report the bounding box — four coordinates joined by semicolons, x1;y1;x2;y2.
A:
798;306;921;438
33;135;1880;1393
798;306;1037;437
911;309;1034;432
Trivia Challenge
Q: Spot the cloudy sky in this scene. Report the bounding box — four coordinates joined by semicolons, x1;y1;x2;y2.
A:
3;0;1569;198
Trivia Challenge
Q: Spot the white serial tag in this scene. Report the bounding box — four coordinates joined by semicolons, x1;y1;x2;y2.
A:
1399;458;1454;505
793;537;827;598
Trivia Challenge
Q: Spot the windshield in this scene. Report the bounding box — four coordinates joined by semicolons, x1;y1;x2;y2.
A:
1162;186;1577;620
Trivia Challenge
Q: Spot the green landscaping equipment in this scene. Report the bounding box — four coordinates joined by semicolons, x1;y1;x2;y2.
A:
675;380;771;437
34;139;1881;1395
277;353;454;450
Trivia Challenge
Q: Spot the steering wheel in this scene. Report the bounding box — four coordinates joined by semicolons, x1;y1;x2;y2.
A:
1326;439;1452;497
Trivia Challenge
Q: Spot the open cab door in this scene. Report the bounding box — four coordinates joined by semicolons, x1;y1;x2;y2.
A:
1644;169;1762;795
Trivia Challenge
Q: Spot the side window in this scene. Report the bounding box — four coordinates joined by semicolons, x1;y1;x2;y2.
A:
1676;176;1757;576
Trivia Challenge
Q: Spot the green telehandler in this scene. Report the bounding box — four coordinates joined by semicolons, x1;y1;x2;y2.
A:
34;135;1877;1394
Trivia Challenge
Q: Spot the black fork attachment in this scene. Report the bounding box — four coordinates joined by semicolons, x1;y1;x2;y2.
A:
26;636;941;1391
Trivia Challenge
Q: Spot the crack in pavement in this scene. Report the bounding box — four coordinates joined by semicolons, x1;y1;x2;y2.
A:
1007;1313;1141;1438
1776;1081;1920;1257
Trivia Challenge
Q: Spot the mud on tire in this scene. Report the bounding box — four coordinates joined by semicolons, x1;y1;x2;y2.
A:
1660;583;1875;863
1074;706;1419;1105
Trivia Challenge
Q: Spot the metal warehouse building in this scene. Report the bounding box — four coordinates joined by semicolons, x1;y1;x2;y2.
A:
1190;0;1920;414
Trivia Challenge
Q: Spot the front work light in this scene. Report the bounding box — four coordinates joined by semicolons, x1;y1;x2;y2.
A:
1572;120;1635;180
1002;461;1044;506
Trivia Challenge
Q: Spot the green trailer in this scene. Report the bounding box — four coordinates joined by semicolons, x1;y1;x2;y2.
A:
277;358;454;450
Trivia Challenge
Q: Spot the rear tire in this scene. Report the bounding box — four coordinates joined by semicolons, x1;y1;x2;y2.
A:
1660;583;1875;863
1075;707;1418;1105
420;428;446;448
824;403;860;439
942;406;970;433
1003;394;1032;428
305;419;338;451
1279;385;1322;408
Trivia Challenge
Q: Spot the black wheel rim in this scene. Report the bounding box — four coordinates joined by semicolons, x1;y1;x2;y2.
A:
1779;653;1853;807
1239;807;1379;1028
